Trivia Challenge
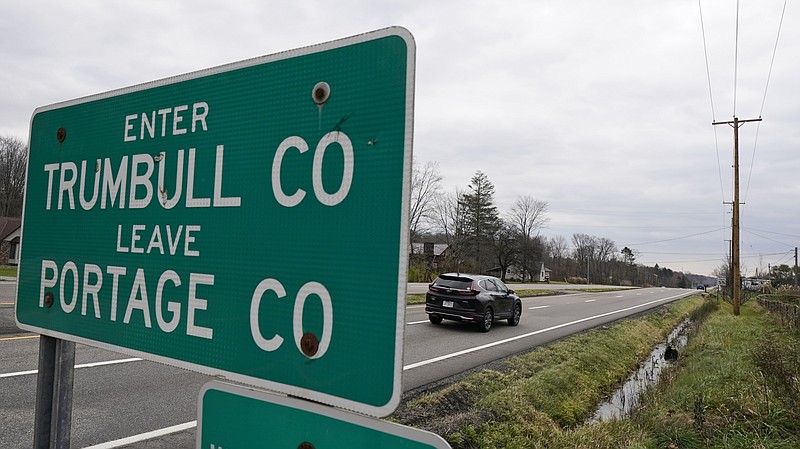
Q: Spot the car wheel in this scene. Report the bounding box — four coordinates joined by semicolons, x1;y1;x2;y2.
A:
507;303;521;326
429;314;443;324
477;307;493;332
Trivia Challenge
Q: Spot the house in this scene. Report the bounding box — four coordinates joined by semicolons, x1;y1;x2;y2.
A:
410;242;449;270
0;217;22;266
532;262;551;282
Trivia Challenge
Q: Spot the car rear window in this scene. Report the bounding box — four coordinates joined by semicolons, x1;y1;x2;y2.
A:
432;276;473;290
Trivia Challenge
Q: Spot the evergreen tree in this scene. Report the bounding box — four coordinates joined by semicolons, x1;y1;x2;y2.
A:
459;171;500;273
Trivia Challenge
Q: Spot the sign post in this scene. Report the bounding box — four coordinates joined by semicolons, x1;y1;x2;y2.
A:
16;27;415;417
198;382;451;449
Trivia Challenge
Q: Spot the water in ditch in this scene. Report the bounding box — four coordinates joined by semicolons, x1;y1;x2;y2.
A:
591;318;692;422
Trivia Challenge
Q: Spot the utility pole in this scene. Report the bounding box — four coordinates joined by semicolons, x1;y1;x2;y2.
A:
794;247;798;287
713;116;761;316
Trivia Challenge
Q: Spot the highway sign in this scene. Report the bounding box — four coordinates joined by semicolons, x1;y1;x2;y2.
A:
16;27;415;417
197;382;451;449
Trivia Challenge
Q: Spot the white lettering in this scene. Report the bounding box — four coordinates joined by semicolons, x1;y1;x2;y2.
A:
213;145;241;207
58;162;77;210
250;278;285;352
172;105;188;135
81;264;102;318
124;114;137;142
272;136;308;207
157;108;171;137
155;270;181;333
147;226;164;255
192;102;209;132
313;131;353;207
130;224;145;254
101;157;128;209
116;225;129;253
186;148;210;208
129;154;154;209
293;282;333;359
167;225;183;255
79;159;100;210
123;268;152;328
44;164;60;210
107;265;127;321
187;273;214;339
141;111;156;140
59;262;79;314
39;260;58;307
184;225;200;257
157;149;184;209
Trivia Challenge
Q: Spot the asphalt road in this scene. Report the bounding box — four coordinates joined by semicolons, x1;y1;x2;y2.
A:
1;282;693;448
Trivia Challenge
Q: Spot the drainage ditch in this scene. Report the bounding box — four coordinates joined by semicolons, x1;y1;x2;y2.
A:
591;318;693;422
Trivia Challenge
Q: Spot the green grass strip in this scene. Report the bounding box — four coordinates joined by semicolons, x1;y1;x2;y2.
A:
393;294;711;448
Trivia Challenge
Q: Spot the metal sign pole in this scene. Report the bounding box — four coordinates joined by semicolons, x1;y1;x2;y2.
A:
33;335;75;449
51;338;76;448
33;336;56;449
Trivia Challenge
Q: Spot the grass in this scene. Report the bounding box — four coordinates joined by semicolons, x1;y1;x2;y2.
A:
392;295;800;448
630;300;800;448
392;294;711;447
408;295;426;304
515;289;560;298
0;266;17;277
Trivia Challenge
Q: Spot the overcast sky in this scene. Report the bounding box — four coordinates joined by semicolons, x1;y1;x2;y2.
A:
2;1;797;277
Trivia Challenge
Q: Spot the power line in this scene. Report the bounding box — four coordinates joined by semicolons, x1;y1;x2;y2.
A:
629;227;727;246
733;0;740;116
743;227;795;247
743;0;788;203
698;1;728;231
743;227;800;239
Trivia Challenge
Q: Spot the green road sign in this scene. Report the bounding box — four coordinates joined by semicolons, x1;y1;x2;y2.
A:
198;382;451;449
15;27;414;417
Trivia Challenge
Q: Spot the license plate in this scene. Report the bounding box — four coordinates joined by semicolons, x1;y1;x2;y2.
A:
442;300;454;308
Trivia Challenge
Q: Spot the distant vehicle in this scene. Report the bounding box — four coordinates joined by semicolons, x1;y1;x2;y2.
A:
425;273;522;332
697;284;706;291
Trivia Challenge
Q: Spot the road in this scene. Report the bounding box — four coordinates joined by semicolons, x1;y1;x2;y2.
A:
1;281;692;448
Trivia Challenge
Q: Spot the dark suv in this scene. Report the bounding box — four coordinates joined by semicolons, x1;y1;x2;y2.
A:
425;273;522;332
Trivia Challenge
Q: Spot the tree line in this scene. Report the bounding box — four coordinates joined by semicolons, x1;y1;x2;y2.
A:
409;161;700;287
0;135;27;217
0;135;705;288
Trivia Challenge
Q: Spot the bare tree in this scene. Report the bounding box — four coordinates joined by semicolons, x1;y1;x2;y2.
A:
0;136;27;217
572;233;597;282
409;160;443;241
490;220;518;281
507;195;549;280
595;237;617;282
507;195;549;240
545;235;569;280
430;188;468;271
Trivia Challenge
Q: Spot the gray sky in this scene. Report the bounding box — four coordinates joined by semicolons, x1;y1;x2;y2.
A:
2;1;797;276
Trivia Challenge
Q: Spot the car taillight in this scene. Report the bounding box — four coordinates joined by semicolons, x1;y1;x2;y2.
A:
459;283;479;296
429;284;442;293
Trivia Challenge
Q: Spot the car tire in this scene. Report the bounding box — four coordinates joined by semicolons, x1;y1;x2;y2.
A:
507;303;521;326
429;314;443;324
477;307;493;332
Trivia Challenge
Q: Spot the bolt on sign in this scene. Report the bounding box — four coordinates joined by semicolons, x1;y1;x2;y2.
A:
198;382;451;449
15;27;415;417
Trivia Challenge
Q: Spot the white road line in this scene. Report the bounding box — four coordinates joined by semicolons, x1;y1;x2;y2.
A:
584;299;596;303
407;320;430;325
403;292;691;371
0;358;141;378
528;305;550;310
83;421;197;449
